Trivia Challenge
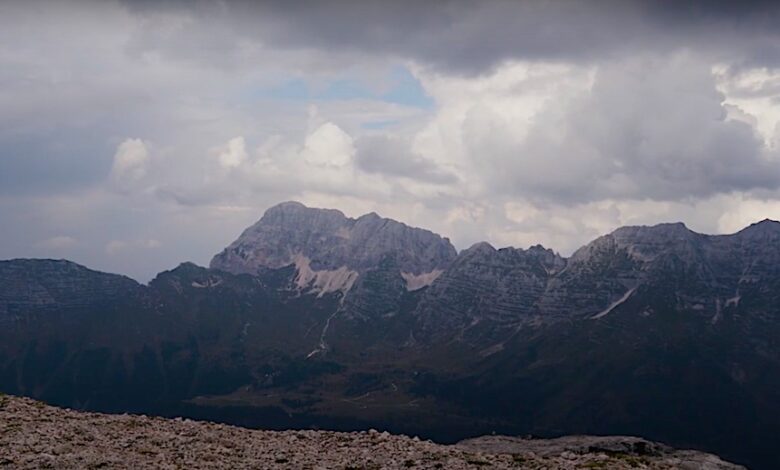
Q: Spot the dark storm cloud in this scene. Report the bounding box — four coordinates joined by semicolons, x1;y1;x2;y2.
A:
121;0;780;74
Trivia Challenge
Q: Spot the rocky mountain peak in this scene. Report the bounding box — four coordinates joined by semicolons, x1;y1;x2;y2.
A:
753;218;780;227
736;218;780;240
253;201;348;237
568;222;700;266
265;200;306;212
461;241;496;257
453;242;565;275
610;221;695;244
357;211;381;221
210;201;457;294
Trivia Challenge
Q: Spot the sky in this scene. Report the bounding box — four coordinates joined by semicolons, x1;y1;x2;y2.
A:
2;0;780;282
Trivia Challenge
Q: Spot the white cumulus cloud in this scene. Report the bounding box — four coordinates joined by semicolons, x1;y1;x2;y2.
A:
217;136;248;169
110;139;150;190
301;123;355;168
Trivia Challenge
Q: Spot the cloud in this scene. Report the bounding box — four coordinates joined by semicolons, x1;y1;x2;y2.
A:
105;240;128;256
110;139;151;191
120;1;780;75
301;122;355;168
106;238;162;256
416;55;780;205
716;195;780;233
142;239;162;249
35;235;77;250
139;120;391;208
354;134;456;184
216;137;248;169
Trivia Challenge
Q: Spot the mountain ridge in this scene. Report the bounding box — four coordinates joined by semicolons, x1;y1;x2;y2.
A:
1;202;779;468
6;204;775;285
211;202;780;274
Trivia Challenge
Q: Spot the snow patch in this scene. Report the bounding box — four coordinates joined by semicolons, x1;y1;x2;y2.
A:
401;269;444;291
294;254;359;297
590;287;637;319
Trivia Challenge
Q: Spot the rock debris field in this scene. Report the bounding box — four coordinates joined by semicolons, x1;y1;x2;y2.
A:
0;394;743;469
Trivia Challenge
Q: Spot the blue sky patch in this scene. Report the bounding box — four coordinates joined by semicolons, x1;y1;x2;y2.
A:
247;66;434;110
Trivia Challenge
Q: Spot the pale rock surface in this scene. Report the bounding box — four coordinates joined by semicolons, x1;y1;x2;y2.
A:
0;395;743;469
210;201;456;281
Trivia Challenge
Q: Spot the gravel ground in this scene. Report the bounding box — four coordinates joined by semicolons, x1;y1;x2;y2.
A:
0;394;743;469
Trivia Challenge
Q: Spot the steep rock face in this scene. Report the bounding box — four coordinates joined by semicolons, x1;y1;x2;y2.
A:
703;219;780;325
537;220;780;322
536;223;708;319
342;254;409;319
412;220;780;342
414;243;565;344
712;219;780;283
210;201;457;295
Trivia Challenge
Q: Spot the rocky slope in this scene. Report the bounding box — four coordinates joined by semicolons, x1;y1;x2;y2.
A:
414;243;566;344
0;259;141;318
0;394;743;469
537;219;780;321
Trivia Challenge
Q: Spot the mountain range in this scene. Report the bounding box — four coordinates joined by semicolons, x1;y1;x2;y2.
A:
1;201;779;469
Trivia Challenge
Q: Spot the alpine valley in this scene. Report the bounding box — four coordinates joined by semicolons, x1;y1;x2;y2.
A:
1;201;779;469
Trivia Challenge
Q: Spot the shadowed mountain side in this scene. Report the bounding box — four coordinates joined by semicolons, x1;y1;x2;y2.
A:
1;204;779;468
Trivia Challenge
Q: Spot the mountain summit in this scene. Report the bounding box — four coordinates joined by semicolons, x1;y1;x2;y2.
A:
210;201;457;295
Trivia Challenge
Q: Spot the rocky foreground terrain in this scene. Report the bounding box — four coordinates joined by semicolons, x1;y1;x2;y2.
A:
0;395;742;469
